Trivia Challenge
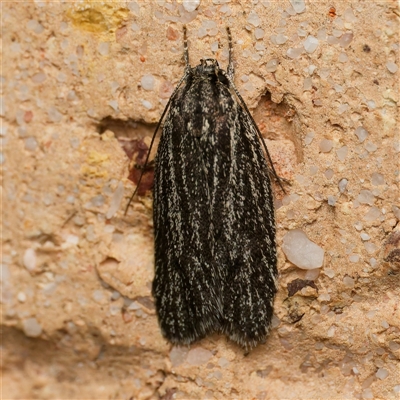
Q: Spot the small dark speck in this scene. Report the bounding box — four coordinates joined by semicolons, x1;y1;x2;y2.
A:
373;79;379;85
363;44;371;53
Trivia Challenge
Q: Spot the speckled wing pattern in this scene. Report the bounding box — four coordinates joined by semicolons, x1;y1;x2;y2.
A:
152;28;277;350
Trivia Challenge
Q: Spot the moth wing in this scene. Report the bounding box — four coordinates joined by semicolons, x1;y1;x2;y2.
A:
218;106;278;349
152;90;223;345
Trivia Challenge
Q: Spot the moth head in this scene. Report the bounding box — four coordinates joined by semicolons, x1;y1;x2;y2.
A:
198;58;220;76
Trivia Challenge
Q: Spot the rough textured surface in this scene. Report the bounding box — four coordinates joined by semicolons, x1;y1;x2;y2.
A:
2;1;399;399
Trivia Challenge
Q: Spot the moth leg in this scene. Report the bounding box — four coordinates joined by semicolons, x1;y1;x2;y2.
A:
132;159;155;170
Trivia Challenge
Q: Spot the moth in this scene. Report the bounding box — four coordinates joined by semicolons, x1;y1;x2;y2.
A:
128;26;279;349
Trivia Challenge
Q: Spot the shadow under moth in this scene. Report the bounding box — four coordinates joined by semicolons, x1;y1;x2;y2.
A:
128;26;279;350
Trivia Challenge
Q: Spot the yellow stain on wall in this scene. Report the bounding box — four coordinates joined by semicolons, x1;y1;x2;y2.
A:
66;1;130;39
81;150;110;178
87;150;110;165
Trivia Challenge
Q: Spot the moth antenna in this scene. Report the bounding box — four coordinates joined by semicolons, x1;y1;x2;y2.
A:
183;25;190;67
226;27;234;80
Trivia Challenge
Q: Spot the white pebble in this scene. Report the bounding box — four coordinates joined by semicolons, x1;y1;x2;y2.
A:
318;293;331;301
364;242;378;254
66;234;79;245
24;137;38;151
369;258;377;268
255;42;265;51
23;317;42;337
343;276;354;288
23;248;37;271
128;301;141;311
31;72;47;84
220;5;231;14
328;196;336;206
364;206;381;221
282;229;324;270
389;341;400;353
108;100;119;112
141;74;155;91
376;368;389;380
289;0;306;14
247;10;260;27
324;268;335;278
201;19;214;29
339;31;353;47
106;181;124;219
338;178;348;192
308;65;317;75
365;141;377;152
343;8;357;23
354;221;363;231
327;325;335;337
327;36;340;45
276;34;288;44
338;52;348;62
303;77;312;91
349;254;359;262
255;28;264;39
337;103;349;114
286;47;303;59
265;59;279;72
305;268;320;280
128;1;140;16
218;357;230;368
336;146;348;161
362;389;374;399
10;42;21;53
317;28;327;41
386;61;398;73
186;347;213;366
381;320;389;329
303;36;319;53
285;6;296;16
304;132;314;145
334;84;344;92
325;169;334;179
355;126;369;143
182;0;200;12
169;346;189;367
371;172;384;186
92;290;104;303
360;232;370;241
131;22;140;32
319;68;330;79
357;190;375;205
17;292;27;302
141;100;153;110
333;29;343;38
98;42;109;56
48;106;63;123
297;28;307;37
210;41;219;52
319;139;333;153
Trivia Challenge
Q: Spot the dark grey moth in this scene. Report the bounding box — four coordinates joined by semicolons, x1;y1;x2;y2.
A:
130;27;278;349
